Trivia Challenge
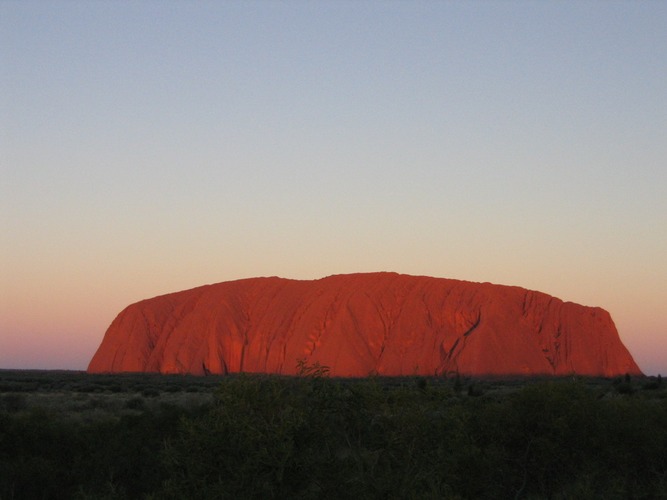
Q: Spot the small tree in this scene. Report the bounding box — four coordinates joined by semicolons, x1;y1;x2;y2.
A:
296;358;330;378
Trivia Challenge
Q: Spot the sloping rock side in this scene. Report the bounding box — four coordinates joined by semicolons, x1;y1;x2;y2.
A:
88;273;642;377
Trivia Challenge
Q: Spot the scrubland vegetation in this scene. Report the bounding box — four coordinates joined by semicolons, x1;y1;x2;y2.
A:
1;369;666;499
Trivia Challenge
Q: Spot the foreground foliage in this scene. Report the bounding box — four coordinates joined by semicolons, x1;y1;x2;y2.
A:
1;371;666;499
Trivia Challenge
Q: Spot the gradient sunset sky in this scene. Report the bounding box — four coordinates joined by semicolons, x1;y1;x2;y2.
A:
1;1;665;375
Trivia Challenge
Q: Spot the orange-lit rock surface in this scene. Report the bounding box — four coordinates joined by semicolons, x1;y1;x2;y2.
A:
88;273;642;377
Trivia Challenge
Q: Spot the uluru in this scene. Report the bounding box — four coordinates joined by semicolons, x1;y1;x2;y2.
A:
88;273;641;377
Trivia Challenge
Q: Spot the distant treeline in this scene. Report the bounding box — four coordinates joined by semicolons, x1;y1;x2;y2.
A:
1;370;666;499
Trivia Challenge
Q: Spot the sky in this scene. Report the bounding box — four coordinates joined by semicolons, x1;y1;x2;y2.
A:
1;1;665;375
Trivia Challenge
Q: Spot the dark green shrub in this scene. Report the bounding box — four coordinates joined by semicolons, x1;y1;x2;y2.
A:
642;376;663;391
615;381;635;395
124;397;145;410
161;376;474;499
295;358;330;378
2;372;666;499
467;382;484;397
1;394;26;413
142;387;160;397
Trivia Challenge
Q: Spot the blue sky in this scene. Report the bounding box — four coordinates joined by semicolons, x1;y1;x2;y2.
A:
1;1;666;374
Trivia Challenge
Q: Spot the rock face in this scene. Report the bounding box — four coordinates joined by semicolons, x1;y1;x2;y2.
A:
88;273;642;377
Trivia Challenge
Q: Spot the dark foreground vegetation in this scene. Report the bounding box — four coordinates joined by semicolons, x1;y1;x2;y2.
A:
1;369;666;499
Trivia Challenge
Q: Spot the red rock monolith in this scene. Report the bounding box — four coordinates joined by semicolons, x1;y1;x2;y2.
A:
87;273;642;377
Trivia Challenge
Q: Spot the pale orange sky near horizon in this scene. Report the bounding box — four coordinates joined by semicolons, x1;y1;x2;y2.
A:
2;2;665;375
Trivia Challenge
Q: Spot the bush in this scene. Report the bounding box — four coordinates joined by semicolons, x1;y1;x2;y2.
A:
162;376;476;498
141;387;160;398
160;377;667;499
124;397;145;410
0;394;26;413
2;374;667;499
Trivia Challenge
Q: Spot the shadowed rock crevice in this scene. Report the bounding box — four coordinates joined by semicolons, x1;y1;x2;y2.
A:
88;272;642;377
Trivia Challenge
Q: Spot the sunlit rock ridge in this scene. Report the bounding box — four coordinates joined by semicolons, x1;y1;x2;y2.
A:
88;273;641;377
